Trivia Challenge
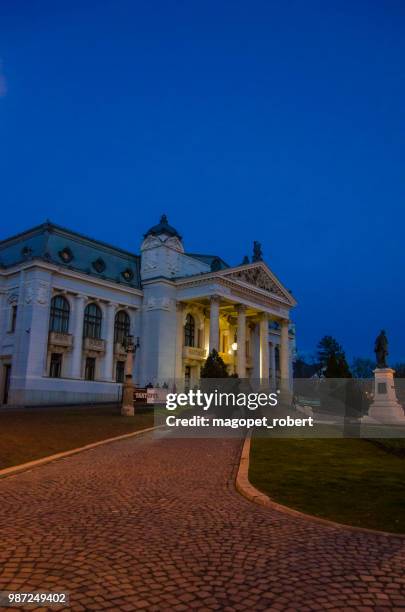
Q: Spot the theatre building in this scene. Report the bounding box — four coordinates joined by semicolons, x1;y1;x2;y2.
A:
0;216;296;406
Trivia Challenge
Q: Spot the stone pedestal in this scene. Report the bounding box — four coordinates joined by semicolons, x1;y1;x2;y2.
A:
363;368;405;424
121;379;135;416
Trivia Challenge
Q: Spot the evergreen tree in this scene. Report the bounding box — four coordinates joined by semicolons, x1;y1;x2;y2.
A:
317;335;344;369
200;349;229;378
324;352;352;378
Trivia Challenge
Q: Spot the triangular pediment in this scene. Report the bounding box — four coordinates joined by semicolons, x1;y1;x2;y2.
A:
220;262;296;305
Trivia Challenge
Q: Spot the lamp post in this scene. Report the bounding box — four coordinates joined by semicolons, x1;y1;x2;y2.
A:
121;335;140;416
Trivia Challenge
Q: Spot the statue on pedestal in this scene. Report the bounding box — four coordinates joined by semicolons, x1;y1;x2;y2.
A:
362;329;404;424
374;330;388;369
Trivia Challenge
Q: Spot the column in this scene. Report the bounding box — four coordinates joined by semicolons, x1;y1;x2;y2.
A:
270;342;276;387
174;302;184;383
280;319;290;390
71;294;86;379
209;295;220;353
251;323;260;382
236;305;246;378
101;302;116;381
259;313;269;381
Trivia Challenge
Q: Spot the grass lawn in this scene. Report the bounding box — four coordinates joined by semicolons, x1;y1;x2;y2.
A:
249;436;405;534
0;405;154;470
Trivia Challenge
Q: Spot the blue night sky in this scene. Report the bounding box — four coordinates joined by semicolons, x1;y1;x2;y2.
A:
1;1;404;362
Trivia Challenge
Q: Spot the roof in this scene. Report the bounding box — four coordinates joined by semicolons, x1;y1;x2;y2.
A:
186;253;230;271
144;214;182;240
0;221;141;289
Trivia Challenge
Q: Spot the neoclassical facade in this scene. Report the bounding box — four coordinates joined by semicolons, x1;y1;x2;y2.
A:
0;217;296;406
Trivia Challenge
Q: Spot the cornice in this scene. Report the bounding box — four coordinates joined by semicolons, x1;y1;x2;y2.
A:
175;273;294;309
0;259;144;297
141;276;177;287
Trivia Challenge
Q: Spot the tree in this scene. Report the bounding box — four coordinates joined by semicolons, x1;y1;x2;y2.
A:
317;336;344;369
324;353;352;378
351;357;375;378
200;349;229;378
316;335;351;378
293;355;320;378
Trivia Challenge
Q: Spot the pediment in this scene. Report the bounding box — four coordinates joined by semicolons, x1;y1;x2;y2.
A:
220;263;295;305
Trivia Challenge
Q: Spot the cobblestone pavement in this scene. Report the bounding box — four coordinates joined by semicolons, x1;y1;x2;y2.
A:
0;431;404;612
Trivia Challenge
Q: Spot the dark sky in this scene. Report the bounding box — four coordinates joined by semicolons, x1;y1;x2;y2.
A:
1;1;404;362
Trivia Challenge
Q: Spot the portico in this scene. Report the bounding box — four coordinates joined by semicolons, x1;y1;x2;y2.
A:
172;262;296;389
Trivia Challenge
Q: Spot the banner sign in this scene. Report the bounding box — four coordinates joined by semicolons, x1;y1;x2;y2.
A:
133;388;148;404
133;388;168;405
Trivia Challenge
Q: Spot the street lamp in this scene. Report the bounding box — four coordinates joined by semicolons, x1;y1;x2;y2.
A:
121;335;140;417
231;333;238;352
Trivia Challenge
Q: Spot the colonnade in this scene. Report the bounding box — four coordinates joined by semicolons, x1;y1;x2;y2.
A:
182;295;291;386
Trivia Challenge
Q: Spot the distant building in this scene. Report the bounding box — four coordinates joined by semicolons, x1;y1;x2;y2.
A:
0;216;296;405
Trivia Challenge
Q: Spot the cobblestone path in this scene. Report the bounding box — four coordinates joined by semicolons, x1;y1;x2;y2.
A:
0;432;404;611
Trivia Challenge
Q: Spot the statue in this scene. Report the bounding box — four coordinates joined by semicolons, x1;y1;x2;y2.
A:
374;330;388;369
252;241;263;262
210;257;222;272
362;330;404;423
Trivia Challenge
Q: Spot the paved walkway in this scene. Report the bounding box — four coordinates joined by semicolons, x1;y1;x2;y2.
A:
0;432;404;611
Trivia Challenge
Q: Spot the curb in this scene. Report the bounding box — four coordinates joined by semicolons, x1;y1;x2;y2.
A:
0;425;162;481
236;430;405;540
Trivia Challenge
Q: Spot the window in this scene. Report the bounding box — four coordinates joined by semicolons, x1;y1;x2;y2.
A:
116;360;125;383
49;353;62;378
83;303;102;339
49;295;70;333
184;314;195;347
114;310;130;345
85;357;96;381
10;305;17;333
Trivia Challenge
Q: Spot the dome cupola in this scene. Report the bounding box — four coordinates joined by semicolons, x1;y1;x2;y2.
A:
144;214;182;240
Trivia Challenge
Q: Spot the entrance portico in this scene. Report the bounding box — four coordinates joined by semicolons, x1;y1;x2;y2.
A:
174;261;296;389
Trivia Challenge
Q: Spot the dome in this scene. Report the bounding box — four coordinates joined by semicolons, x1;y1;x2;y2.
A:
144;215;182;240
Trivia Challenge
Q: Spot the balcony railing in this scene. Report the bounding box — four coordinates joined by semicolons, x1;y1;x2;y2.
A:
83;337;106;353
48;331;73;349
183;346;207;361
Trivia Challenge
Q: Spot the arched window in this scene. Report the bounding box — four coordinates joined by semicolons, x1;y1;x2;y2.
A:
49;295;70;333
184;313;195;347
83;303;102;339
114;310;130;345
